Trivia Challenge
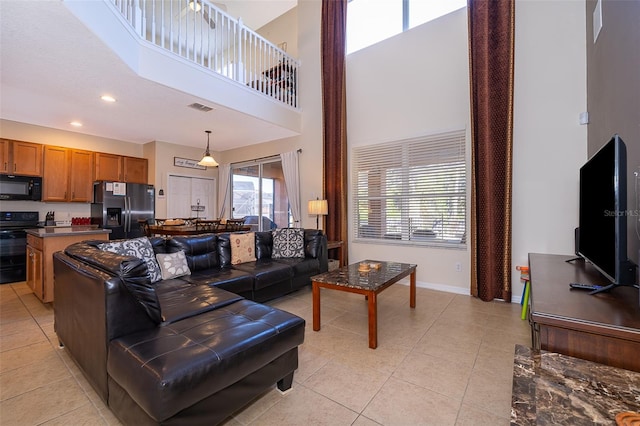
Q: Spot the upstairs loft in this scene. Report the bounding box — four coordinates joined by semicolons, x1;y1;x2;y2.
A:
64;0;301;143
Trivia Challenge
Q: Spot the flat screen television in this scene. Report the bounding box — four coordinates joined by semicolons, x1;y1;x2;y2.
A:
577;134;637;293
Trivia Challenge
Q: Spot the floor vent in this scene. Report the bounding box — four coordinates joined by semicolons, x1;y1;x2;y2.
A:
188;102;214;112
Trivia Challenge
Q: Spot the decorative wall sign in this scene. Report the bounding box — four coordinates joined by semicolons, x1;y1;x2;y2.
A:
174;157;207;170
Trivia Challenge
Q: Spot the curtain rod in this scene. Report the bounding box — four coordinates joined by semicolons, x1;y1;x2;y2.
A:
245;149;302;163
230;149;302;167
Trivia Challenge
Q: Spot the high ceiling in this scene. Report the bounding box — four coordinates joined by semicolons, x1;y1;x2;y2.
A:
0;0;297;151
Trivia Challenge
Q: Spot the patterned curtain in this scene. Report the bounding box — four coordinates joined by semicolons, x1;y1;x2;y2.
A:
468;0;515;302
321;0;348;263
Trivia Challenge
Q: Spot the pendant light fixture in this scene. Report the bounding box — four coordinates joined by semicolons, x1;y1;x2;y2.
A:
197;130;219;167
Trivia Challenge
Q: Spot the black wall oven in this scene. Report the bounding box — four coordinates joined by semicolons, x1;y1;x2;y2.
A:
0;211;40;284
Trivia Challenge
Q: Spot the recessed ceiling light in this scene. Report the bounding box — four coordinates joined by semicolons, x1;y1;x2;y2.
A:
70;121;83;127
101;95;116;103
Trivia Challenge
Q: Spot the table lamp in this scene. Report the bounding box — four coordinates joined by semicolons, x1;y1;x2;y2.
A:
308;198;328;229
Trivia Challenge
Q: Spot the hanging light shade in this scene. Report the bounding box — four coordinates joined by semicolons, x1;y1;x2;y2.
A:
197;130;219;167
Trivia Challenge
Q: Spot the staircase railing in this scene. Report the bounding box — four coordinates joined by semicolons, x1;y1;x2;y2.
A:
108;0;299;108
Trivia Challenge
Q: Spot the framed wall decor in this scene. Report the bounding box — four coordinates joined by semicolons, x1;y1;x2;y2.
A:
174;157;207;170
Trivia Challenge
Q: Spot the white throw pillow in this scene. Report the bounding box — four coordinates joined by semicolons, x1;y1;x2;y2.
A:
155;251;191;280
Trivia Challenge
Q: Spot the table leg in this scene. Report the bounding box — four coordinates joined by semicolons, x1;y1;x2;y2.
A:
410;270;416;308
367;291;377;349
313;282;321;331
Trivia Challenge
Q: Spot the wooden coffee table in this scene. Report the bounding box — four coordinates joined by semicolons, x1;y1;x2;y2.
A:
311;260;417;349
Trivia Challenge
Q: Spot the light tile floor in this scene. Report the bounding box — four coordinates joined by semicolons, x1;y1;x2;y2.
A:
0;281;531;425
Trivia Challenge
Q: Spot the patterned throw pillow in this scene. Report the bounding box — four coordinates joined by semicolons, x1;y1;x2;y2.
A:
155;251;191;280
272;228;305;259
230;232;256;265
98;237;163;283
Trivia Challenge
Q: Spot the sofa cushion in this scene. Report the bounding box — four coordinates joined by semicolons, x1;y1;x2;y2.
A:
98;237;163;283
254;231;274;259
107;299;305;422
155;285;243;325
186;268;255;296
273;257;321;276
230;232;256;265
156;251;191;280
272;228;305;259
165;235;219;271
232;260;294;291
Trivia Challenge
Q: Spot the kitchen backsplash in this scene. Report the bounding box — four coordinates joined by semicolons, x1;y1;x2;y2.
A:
0;200;91;223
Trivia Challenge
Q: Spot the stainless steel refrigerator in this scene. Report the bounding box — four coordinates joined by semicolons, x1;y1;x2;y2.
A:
91;182;155;240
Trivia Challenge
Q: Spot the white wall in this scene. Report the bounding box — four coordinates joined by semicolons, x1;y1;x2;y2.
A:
346;1;587;299
219;1;325;231
512;0;587;300
346;8;471;294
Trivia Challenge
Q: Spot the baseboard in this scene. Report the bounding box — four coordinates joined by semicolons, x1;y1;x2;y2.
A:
395;279;470;296
396;279;524;303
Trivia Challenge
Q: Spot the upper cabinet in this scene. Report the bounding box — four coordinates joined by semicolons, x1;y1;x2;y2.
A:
0;139;43;176
69;149;94;202
94;152;123;182
42;146;94;202
95;153;147;184
42;146;69;202
123;156;148;184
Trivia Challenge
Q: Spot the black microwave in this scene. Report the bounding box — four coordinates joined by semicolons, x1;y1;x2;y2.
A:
0;175;42;201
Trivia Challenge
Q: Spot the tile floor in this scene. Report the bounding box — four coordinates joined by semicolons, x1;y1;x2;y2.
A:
0;280;531;425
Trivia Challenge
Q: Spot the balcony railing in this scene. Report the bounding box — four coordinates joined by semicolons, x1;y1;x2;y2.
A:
108;0;299;108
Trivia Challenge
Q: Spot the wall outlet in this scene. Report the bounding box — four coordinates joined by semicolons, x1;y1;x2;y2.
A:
455;262;462;272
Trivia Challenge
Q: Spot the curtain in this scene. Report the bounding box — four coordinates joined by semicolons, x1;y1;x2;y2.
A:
468;0;515;302
321;0;348;263
281;150;301;226
217;163;231;218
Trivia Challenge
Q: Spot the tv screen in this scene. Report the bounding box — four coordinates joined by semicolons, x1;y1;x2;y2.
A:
578;134;632;286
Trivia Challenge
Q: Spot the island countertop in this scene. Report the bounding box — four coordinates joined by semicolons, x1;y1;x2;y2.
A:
26;227;111;238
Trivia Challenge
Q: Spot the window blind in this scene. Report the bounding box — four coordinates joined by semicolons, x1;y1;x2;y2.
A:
352;130;466;248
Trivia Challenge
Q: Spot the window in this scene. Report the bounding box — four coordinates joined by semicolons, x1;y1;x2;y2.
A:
352;130;466;248
231;157;291;231
347;0;467;54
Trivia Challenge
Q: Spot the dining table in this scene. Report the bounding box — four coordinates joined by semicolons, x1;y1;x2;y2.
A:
148;224;250;236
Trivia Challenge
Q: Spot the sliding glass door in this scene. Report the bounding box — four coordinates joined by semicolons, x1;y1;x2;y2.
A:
231;157;290;231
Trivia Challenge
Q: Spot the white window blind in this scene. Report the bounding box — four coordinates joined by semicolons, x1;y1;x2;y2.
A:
352;130;466;248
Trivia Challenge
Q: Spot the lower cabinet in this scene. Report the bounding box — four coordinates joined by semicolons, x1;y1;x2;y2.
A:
26;245;43;300
26;232;109;303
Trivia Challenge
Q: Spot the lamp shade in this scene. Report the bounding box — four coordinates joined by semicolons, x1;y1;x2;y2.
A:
197;130;219;167
308;199;328;215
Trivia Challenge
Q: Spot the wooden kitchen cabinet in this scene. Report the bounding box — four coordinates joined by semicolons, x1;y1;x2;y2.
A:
94;152;123;182
42;146;93;202
26;230;110;303
42;146;69;201
0;139;43;176
69;149;93;202
123;156;148;184
26;243;43;300
94;153;147;184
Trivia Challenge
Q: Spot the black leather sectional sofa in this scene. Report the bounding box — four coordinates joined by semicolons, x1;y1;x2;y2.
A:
52;230;327;425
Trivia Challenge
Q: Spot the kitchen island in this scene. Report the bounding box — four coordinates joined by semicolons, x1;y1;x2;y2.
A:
25;227;111;303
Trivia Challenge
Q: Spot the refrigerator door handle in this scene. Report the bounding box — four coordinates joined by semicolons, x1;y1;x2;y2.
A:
124;196;129;232
127;197;132;232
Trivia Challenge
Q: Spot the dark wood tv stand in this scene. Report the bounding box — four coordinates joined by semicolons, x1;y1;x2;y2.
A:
529;253;640;372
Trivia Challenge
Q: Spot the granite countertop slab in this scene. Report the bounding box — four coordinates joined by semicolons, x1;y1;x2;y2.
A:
511;344;640;425
26;227;111;238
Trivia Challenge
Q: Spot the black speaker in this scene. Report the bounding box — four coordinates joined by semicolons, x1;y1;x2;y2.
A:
574;227;580;256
